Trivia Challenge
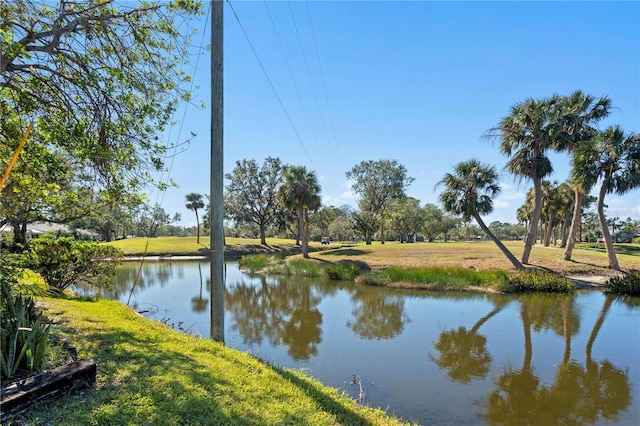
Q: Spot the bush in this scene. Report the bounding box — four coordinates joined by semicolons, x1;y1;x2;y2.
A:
238;254;271;272
0;261;52;380
501;270;576;293
603;270;640;296
323;263;360;280
27;237;123;294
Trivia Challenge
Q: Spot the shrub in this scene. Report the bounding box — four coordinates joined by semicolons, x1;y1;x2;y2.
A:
501;270;576;293
603;270;640;296
238;254;271;272
0;261;52;380
27;237;123;294
323;263;360;280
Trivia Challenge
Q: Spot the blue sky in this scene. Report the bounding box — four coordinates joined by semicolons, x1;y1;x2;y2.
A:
157;1;639;228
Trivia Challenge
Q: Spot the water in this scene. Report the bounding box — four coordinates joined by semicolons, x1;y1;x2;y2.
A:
79;260;640;425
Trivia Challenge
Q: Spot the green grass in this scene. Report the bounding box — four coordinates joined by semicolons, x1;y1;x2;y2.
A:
11;298;410;426
358;266;510;291
238;254;272;272
267;259;324;277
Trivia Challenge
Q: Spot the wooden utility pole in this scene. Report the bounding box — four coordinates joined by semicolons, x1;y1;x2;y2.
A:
210;0;225;343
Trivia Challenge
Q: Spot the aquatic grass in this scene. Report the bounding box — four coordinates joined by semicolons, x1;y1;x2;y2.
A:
267;260;323;277
499;270;577;293
238;254;272;272
322;263;360;281
12;298;408;425
603;270;640;296
359;266;510;290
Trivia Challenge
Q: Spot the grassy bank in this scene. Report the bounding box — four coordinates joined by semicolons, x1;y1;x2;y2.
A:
8;297;409;426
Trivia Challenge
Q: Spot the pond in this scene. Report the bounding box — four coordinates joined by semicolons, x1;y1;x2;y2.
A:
79;260;640;425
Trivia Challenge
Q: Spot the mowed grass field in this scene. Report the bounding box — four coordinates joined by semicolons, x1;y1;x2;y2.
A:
106;237;639;275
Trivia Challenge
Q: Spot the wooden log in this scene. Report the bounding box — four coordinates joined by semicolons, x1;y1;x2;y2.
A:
1;358;96;421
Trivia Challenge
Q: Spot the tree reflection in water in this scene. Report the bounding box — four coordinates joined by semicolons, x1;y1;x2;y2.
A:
430;295;510;383
347;285;409;340
478;293;631;425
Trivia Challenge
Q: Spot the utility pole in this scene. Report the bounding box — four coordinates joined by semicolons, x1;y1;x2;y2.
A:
210;0;224;343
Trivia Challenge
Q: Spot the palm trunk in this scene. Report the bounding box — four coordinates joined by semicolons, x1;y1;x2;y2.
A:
596;179;620;270
474;213;524;270
563;190;583;260
543;210;553;247
299;202;308;258
522;177;542;264
195;210;201;244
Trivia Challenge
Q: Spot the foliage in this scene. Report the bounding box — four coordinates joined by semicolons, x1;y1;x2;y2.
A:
137;204;181;238
386;197;424;242
346;159;414;244
362;266;509;290
0;262;52;380
14;298;408;426
1;0;204;195
185;192;205;243
348;209;379;245
225;157;285;245
238;254;272;273
500;270;577;293
322;263;360;281
603;270;640;296
267;259;323;277
27;237;123;294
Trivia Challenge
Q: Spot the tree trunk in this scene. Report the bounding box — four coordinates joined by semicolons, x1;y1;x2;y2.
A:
474;213;524;270
195;210;201;244
543;210;553;247
379;208;385;244
563;190;583;260
522;177;542;264
596;180;620;270
299;202;308;258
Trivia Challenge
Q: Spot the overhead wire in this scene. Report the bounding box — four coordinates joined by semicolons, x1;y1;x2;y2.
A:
226;0;316;170
263;1;326;172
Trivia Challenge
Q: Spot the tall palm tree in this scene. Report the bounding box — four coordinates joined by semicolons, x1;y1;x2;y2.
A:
278;166;321;258
491;95;562;264
185;192;205;244
573;126;640;270
438;159;524;270
559;91;611;261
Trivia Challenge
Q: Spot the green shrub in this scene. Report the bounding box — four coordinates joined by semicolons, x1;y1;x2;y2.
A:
0;263;52;380
632;237;640;244
238;254;271;272
501;270;576;293
378;266;508;289
323;263;360;280
26;237;123;294
603;270;640;296
267;259;323;277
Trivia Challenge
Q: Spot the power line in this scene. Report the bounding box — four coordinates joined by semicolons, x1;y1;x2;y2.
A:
226;0;316;169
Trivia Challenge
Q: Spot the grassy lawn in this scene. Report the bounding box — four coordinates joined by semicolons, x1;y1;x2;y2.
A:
12;298;409;426
106;237;638;276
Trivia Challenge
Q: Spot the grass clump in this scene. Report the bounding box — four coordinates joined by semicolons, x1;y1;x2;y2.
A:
322;263;361;281
238;254;272;272
603;270;640;296
267;259;323;277
358;266;509;290
500;270;576;293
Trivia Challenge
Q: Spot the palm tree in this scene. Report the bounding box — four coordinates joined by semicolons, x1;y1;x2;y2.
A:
490;95;562;264
278;166;321;258
573;126;640;270
559;91;611;261
185;192;205;244
438;159;524;270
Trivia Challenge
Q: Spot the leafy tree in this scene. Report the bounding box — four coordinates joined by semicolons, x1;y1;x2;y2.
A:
1;0;204;196
137;204;180;238
277;166;321;258
422;203;444;242
185;192;205;244
348;210;379;245
573;126;640;270
225;157;285;245
489;95;563;264
558;92;612;260
346;159;414;244
327;205;353;242
27;236;123;294
438;159;524;270
387;197;424;242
